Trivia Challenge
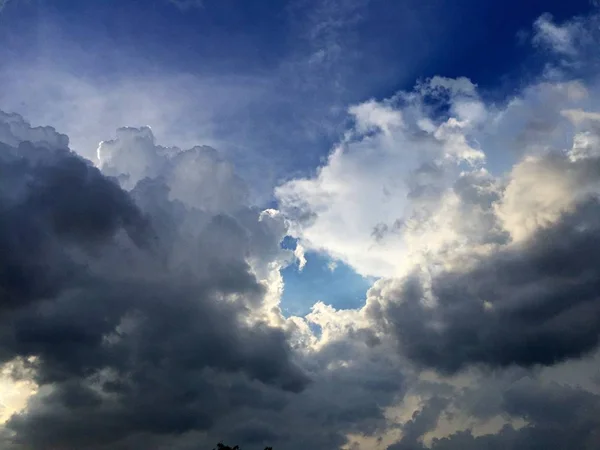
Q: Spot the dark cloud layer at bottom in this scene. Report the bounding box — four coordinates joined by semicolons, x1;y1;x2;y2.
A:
0;125;309;449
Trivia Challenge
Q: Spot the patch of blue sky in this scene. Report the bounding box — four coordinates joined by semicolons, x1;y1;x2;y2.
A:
280;237;376;317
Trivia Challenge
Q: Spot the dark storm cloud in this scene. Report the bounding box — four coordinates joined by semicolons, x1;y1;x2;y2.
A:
386;382;600;450
0;121;309;449
373;196;600;374
387;397;448;450
0;141;147;312
204;331;407;450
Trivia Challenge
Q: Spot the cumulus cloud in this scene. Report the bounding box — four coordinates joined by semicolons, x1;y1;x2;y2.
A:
276;77;487;279
293;242;307;271
273;10;600;448
0;111;413;450
0;112;312;449
374;195;600;373
5;7;600;450
278;15;600;379
360;91;600;375
384;377;600;450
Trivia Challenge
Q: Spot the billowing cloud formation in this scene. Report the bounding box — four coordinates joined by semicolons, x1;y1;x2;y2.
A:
0;112;310;449
276;75;490;278
377;195;600;373
0;112;410;450
358;87;600;374
273;9;600;449
279;50;600;375
386;377;600;450
4;8;600;450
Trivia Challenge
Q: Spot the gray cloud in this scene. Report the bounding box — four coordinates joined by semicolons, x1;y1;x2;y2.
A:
5;10;600;446
0;112;413;450
371;149;600;374
0;112;309;449
387;380;600;450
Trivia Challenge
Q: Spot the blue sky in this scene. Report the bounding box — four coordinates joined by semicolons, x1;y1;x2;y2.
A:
280;237;375;316
0;0;595;315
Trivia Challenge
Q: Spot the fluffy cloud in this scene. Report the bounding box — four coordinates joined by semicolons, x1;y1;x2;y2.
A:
275;10;600;449
278;14;600;377
0;112;311;449
4;8;600;450
385;377;600;450
276;76;487;279
374;194;600;373
0;112;412;450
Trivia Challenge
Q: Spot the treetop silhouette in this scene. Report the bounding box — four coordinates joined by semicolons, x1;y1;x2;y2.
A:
213;443;272;450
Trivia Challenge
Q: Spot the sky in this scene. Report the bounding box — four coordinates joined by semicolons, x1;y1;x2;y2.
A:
2;0;600;449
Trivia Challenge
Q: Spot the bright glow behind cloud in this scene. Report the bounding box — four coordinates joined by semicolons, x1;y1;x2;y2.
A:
276;76;488;278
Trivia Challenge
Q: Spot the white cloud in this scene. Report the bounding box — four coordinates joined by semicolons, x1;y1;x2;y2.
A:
294;242;308;271
0;66;267;163
349;100;405;135
495;149;600;242
0;111;69;150
561;108;600;125
276;67;600;282
98;127;249;214
276;77;488;278
0;359;37;425
532;13;578;55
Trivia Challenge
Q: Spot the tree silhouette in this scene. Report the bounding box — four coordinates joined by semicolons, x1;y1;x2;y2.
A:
213;443;272;450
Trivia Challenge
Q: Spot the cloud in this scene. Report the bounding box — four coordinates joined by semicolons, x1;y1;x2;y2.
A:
360;95;600;375
532;13;578;55
0;111;412;450
276;76;488;279
375;195;600;373
0;67;268;163
346;95;600;375
530;11;600;76
5;7;600;450
387;380;600;450
0;112;311;449
0;0;11;14
294;242;307;271
274;12;600;449
0;111;69;150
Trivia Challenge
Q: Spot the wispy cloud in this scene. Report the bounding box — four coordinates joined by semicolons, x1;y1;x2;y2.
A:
532;13;578;55
0;0;12;13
